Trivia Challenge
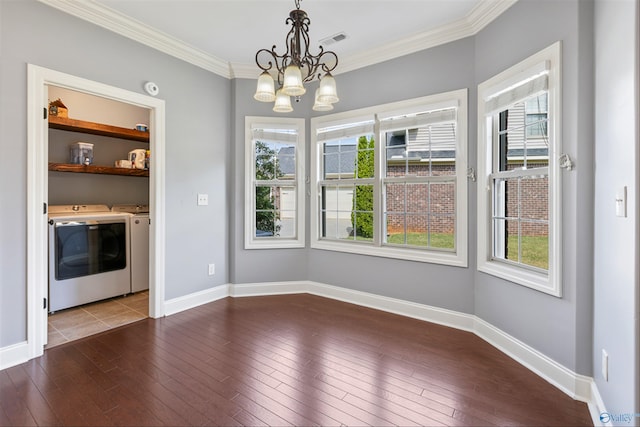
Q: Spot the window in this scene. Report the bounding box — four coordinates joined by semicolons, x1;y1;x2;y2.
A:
381;109;457;251
245;117;305;249
477;42;562;296
317;120;375;242
311;90;468;266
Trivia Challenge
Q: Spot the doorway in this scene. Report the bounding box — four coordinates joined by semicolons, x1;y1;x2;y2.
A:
46;85;152;347
27;64;166;358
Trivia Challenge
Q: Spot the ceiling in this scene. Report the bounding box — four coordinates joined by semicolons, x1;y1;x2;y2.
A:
39;0;516;79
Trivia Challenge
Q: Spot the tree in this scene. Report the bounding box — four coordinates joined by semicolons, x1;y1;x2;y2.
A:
352;135;375;238
255;141;282;236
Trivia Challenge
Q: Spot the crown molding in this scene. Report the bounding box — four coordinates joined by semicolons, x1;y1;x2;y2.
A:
38;0;516;81
467;0;518;33
37;0;231;78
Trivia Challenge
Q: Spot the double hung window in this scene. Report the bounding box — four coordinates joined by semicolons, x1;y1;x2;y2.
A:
311;90;468;266
245;117;305;249
477;42;562;296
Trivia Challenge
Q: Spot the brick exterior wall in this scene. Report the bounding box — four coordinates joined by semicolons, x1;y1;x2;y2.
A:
504;163;548;236
385;162;455;234
384;161;548;237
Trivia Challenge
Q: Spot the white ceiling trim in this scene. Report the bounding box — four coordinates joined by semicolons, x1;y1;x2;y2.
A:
37;0;231;78
38;0;516;81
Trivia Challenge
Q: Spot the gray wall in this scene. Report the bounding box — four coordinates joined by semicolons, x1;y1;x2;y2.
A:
0;0;230;346
307;38;477;314
474;0;595;374
231;37;477;314
229;78;311;284
593;0;638;417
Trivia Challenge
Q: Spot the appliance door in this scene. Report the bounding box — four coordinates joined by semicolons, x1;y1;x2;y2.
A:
49;218;131;312
54;220;127;280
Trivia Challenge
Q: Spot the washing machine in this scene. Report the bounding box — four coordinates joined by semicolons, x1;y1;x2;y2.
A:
112;204;149;292
48;204;132;312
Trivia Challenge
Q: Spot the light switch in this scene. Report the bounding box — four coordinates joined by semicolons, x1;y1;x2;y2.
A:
197;193;208;206
615;186;627;218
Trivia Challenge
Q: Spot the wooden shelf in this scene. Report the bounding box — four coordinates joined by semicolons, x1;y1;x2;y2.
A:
48;116;149;142
49;162;149;177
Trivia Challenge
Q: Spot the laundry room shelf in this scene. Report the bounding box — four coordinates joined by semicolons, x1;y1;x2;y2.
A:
48;116;149;142
48;162;149;177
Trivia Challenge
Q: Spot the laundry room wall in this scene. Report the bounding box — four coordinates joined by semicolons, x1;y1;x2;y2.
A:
0;0;230;349
47;86;150;206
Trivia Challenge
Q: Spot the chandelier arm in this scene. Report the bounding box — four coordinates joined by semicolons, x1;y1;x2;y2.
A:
316;50;339;74
255;47;282;73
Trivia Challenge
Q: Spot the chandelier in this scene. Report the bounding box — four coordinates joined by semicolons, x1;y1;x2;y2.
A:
253;0;339;112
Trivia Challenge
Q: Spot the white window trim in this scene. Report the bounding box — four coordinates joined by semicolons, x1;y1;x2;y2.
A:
476;42;562;297
310;89;468;267
244;116;306;249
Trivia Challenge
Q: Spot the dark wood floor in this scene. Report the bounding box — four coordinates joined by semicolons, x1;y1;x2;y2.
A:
1;294;592;426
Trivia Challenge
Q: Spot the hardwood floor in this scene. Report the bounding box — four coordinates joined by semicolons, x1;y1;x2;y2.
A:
1;294;592;426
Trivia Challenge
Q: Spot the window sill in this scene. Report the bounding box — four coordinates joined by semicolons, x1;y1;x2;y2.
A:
311;239;467;267
245;239;305;250
477;259;560;297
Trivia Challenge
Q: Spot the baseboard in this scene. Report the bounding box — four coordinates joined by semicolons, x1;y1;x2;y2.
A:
473;317;592;402
588;380;610;426
229;281;310;297
0;341;30;371
164;283;230;316
307;281;476;332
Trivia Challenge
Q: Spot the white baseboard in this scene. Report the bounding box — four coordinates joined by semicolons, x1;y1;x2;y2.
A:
473;317;592;402
164;283;229;316
306;281;476;332
0;341;30;371
588;380;609;426
229;281;310;297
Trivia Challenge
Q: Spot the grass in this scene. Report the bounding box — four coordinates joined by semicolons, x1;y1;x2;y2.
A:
507;235;549;270
385;232;455;250
385;232;549;270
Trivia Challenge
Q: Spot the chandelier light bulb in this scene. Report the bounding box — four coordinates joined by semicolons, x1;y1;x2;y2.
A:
317;72;339;104
273;89;293;113
282;64;306;96
254;71;276;102
312;88;334;111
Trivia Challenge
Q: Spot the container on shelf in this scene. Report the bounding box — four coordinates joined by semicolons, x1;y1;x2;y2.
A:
69;142;94;165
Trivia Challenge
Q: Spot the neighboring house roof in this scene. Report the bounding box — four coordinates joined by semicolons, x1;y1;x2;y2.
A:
276;146;296;176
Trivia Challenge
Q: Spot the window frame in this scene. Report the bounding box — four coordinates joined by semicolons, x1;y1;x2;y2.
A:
310;90;468;267
245;116;306;249
476;42;562;296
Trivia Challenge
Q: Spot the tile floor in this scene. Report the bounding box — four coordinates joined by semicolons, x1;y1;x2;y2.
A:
46;291;148;348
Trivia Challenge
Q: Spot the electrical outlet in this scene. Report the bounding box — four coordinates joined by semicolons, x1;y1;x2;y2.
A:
602;349;608;381
208;263;215;276
197;193;208;206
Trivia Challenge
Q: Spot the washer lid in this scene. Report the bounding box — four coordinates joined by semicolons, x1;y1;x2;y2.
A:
48;204;111;214
111;204;149;214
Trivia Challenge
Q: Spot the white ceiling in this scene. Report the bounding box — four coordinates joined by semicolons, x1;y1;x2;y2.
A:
40;0;516;78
